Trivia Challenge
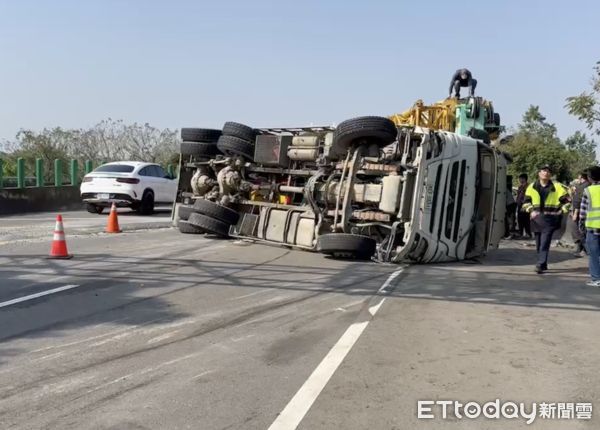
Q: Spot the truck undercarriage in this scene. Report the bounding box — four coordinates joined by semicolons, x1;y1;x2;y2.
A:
175;97;507;263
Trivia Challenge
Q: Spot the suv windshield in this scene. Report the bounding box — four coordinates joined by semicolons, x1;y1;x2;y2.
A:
93;164;134;173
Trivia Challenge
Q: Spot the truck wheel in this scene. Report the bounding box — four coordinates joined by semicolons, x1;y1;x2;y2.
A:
188;213;230;237
333;116;397;151
222;122;256;142
180;128;222;143
178;205;196;221
177;220;205;234
192;199;239;224
466;97;481;119
86;203;104;214
493;112;501;126
137;191;154;215
180;141;219;156
317;233;377;260
217;135;255;160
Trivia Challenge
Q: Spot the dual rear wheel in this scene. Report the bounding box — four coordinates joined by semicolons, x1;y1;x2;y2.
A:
177;199;239;237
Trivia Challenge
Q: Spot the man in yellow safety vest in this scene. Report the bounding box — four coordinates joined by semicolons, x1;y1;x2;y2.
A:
578;166;600;287
522;165;570;274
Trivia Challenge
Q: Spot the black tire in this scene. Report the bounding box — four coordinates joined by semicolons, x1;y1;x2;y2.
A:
86;203;104;214
192;199;239;224
222;122;256;142
493;112;501;127
333;116;397;150
180;141;219;157
180;128;222;143
217;135;255;160
317;233;377;260
177;220;205;234
188;213;230;237
137;190;154;215
178;205;195;221
466;97;481;119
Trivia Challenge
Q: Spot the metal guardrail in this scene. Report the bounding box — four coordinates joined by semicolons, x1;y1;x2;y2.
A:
0;158;178;190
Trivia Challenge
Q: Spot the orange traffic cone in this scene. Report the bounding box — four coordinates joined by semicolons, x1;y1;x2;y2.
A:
48;214;73;259
106;203;122;233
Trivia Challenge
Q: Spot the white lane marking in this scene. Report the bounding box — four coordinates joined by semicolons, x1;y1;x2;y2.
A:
85;351;204;395
193;369;215;380
32;351;66;363
229;289;273;301
368;298;386;316
378;268;403;293
335;299;365;313
147;330;180;344
268;268;404;430
89;332;133;347
268;321;369;430
0;284;80;309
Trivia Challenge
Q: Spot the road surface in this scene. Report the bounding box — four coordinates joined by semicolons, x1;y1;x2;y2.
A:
0;219;599;429
0;208;172;244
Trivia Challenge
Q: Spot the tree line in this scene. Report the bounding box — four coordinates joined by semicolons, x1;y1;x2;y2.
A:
0;119;180;183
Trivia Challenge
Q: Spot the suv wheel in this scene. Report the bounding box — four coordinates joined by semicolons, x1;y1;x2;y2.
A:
86;203;104;214
137;191;155;215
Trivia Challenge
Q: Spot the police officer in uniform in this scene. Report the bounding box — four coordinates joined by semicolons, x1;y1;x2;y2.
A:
578;166;600;287
522;165;570;274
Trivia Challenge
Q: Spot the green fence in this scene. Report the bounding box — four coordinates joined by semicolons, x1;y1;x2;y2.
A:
0;159;178;189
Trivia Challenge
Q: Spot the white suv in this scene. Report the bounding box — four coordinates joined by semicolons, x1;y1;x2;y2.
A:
80;161;177;214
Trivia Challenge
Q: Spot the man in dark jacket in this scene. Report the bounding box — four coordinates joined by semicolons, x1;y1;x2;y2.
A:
516;173;532;238
449;68;477;98
571;171;590;256
522;165;571;274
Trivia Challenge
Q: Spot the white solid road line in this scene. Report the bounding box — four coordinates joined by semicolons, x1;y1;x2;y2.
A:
0;284;80;309
268;268;404;430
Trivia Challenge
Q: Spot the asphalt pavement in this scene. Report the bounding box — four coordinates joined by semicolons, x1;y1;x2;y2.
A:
0;216;599;430
0;208;173;244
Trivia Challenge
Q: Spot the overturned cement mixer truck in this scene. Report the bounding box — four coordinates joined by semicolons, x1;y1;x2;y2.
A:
173;95;508;263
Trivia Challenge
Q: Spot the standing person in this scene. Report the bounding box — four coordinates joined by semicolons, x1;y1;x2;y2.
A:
571;171;590;257
516;173;532;238
448;68;477;98
522;165;570;274
504;176;517;238
579;166;600;287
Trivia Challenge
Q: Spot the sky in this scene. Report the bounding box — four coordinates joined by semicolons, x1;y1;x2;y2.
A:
0;0;598;141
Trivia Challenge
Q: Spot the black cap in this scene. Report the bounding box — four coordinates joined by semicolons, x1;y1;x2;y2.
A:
539;165;552;172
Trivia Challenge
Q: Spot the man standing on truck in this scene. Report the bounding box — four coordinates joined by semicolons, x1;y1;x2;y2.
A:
449;68;477;98
579;166;600;287
522;165;570;274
